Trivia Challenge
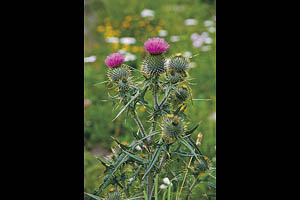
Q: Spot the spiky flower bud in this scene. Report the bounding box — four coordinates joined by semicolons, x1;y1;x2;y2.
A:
117;76;130;91
166;69;183;84
163;115;185;138
107;65;131;83
195;159;207;171
168;54;189;73
175;85;189;101
106;191;122;200
142;54;166;77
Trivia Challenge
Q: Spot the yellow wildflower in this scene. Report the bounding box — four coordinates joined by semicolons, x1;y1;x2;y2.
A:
104;18;110;24
146;25;153;31
132;46;139;53
139;21;145;27
112;42;119;51
125;16;132;21
156;26;162;31
97;25;105;32
122;44;130;51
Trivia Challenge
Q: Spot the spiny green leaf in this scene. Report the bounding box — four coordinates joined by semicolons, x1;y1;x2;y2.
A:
112;90;140;121
143;145;163;179
123;150;147;164
84;193;104;200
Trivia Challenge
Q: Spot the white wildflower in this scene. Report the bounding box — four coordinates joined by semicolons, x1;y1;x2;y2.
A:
204;20;214;27
141;9;154;18
118;49;127;54
201;32;209;38
208;27;216;33
160;184;168;189
84;56;96;63
158;30;168;37
124;53;137;62
120;37;136;45
191;33;201;41
183;51;192;58
201;46;211;52
170;35;180;42
105;37;119;43
184;19;197;26
163;178;171;185
193;38;204;48
135;145;142;151
204;37;213;44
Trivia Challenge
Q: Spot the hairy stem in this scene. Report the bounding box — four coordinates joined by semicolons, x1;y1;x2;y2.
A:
148;80;159;142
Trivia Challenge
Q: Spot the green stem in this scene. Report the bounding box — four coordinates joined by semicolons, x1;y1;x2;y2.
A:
155;174;158;200
168;184;172;200
132;110;146;137
162;191;167;200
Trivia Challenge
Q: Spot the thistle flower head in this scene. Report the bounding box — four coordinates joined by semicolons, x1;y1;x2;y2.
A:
105;53;125;68
142;54;166;77
118;76;130;91
163;115;185;138
168;54;189;73
107;65;131;82
175;86;190;101
144;37;169;54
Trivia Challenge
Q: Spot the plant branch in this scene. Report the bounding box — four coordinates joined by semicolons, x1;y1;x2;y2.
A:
132;110;146;137
159;86;172;108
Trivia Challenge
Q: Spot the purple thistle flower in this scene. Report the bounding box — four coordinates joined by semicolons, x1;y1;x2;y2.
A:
144;37;169;54
105;53;125;68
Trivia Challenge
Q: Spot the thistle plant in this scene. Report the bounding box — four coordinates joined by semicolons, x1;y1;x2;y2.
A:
86;38;216;200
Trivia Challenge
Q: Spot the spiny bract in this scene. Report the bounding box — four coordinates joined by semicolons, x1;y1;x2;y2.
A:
107;65;131;82
168;54;189;73
163;115;185;138
106;191;123;200
142;54;166;77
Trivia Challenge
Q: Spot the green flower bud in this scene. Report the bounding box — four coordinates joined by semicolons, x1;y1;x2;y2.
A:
117;76;130;91
142;54;166;77
166;70;183;84
168;54;189;73
163;115;185;138
175;86;189;101
195;159;207;171
107;64;131;82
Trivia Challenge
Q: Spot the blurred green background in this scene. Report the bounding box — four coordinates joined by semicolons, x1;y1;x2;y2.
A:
84;0;216;197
